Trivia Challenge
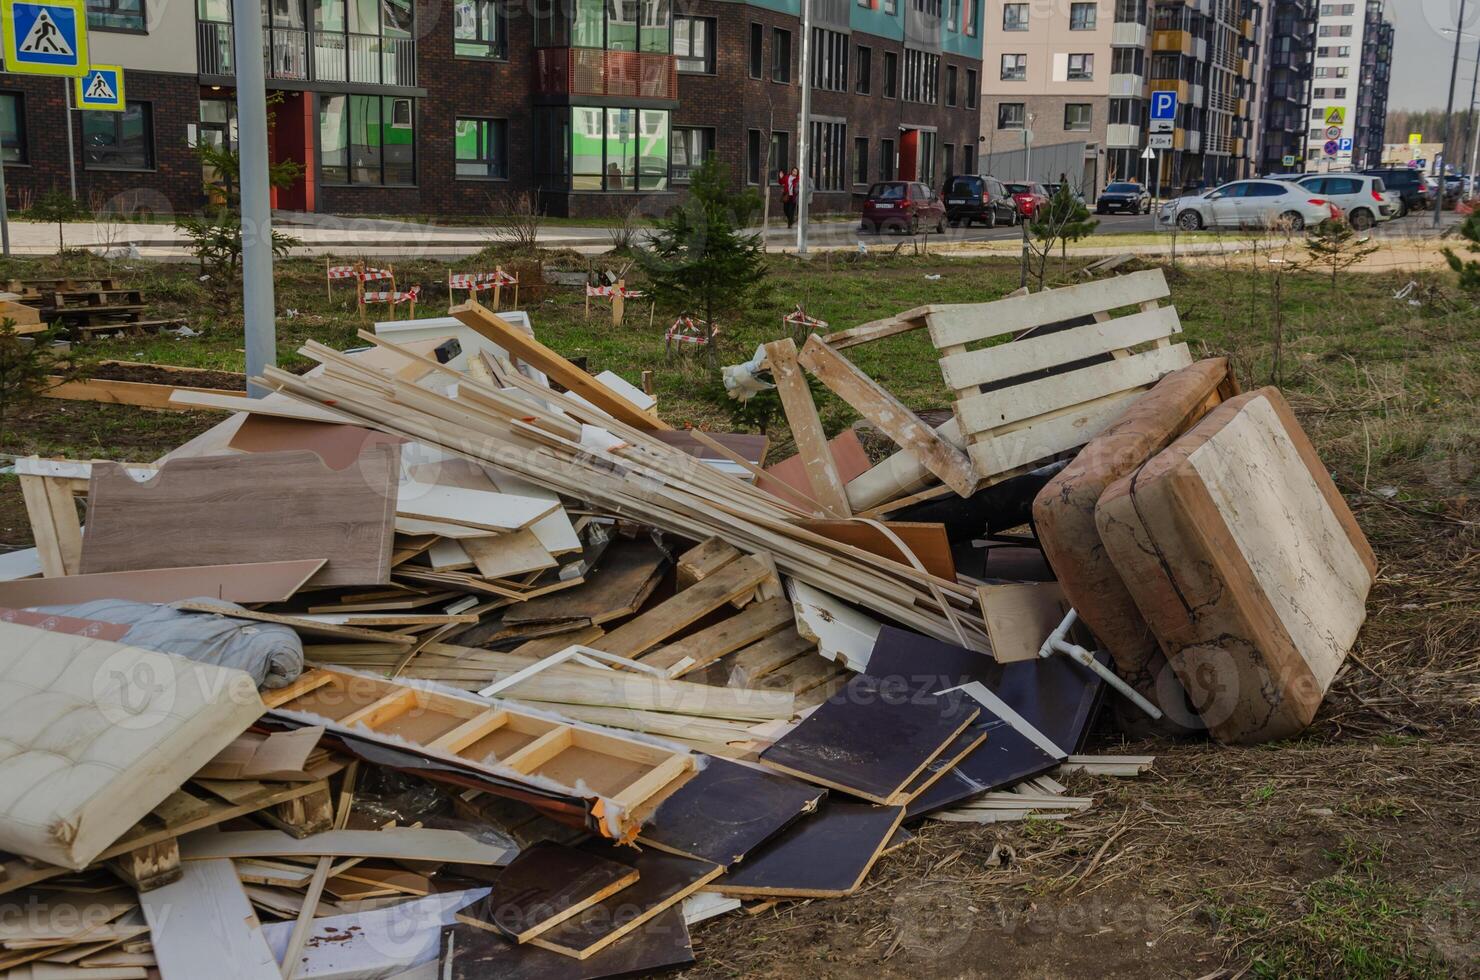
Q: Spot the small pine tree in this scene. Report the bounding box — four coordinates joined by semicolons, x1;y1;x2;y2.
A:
1026;184;1099;287
25;191;91;253
0;320;85;440
1443;211;1480;291
1303;217;1379;285
637;157;771;364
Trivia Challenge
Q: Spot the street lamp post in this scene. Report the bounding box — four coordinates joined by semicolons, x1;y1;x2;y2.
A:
1437;4;1470;228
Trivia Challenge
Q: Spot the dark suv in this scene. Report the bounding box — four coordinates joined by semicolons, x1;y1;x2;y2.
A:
942;174;1020;228
1363;168;1430;217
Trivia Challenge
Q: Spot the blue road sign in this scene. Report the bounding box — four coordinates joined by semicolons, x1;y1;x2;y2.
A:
1324;140;1339;157
0;0;89;76
1151;91;1178;122
1339;137;1353;153
75;65;125;111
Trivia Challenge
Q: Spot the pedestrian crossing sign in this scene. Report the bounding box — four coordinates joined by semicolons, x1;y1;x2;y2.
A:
0;0;89;76
75;65;125;111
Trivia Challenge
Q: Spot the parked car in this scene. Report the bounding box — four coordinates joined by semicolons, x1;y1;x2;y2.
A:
860;181;947;235
943;174;1020;228
1362;168;1431;217
1003;181;1049;219
1095;181;1152;215
1043;182;1086;204
1295;173;1393;229
1159;179;1339;231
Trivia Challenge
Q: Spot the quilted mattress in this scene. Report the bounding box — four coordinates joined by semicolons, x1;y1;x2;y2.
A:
0;621;265;869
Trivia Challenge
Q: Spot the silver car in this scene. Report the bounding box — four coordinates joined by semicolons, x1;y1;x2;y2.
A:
1296;174;1393;230
1160;179;1340;232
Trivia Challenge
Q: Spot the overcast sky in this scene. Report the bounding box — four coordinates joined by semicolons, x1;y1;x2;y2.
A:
1390;0;1480;111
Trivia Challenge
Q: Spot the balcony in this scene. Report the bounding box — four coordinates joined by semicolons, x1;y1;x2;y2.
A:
1151;79;1191;102
534;48;677;101
1153;30;1195;55
1106;123;1141;147
1111;21;1148;47
197;21;416;86
1109;72;1146;96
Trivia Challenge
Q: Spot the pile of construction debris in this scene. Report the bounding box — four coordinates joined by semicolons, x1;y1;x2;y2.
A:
0;268;1374;978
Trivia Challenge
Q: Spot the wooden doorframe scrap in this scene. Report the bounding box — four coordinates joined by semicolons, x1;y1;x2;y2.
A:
762;338;852;518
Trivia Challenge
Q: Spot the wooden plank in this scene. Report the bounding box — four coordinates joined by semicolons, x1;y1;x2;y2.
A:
673;537;740;590
798;335;979;496
938;305;1184;391
978;582;1070;664
953;343;1193;433
173;602;416;646
396;481;557;533
503;537;667;627
820;306;931;349
43;377;249;411
178;828;514;865
926;269;1169;349
461;531;558;578
763;338;852;517
137;858;280;980
80;448;398;589
0;560;326;608
724;630;816;687
168;389;351;422
964;387;1146;479
228;415;405;470
708;802;905;898
594;555;771;659
637;595;794;675
796;520;955;580
453;841;639;943
450;300;671;430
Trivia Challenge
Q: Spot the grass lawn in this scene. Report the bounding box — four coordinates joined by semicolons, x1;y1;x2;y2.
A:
0;245;1476;978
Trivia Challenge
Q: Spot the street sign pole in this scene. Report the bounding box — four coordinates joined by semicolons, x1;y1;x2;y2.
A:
62;78;77;198
1437;0;1468;229
0;152;10;256
795;0;812;256
231;0;277;395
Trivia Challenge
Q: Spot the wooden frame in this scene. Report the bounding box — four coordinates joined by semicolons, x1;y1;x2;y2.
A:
763;338;851;517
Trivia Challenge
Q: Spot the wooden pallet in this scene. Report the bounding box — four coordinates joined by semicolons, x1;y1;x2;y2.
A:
927;269;1193;486
73;317;186;336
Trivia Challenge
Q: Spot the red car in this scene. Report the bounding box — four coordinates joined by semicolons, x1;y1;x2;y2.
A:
861;181;947;235
1004;181;1049;219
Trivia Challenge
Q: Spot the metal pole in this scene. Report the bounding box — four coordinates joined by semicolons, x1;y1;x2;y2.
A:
795;0;812;255
1470;37;1480;198
0;153;10;257
1464;40;1479;190
232;0;277;394
62;79;77;199
1437;0;1468;229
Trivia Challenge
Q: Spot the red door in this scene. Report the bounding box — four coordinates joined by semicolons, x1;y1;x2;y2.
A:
267;91;316;213
898;129;919;182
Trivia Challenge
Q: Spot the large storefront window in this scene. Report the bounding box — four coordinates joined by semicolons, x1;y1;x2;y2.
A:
570;107;669;190
320;94;415;185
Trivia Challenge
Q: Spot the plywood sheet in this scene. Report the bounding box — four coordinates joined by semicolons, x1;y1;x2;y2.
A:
756;429;871;509
709;802;904;898
0;560;326;609
228;414;406;470
502;537;667;627
80;447;399;589
139;858;279;980
453;841;639;942
797;520;955;580
443;906;694;980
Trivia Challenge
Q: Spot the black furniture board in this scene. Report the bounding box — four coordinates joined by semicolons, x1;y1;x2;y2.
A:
454;840;640;943
442;906;694;980
711;802;905;898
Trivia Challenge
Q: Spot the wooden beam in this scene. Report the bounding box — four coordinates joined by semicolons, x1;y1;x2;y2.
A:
595;555;773;659
763;338;851;517
44;377;250;411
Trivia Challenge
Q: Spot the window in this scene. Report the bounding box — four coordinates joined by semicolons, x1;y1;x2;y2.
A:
749;22;763;78
1318;3;1354;14
1064;103;1092;131
1319;24;1353;36
1001;53;1026;81
1003;2;1027;30
880;138;895;180
747;129;762;184
903;49;939;103
853;137;869;184
0;93;24;164
964;0;977;35
454;0;506;59
86;0;145;31
942;142;954;181
569;106;669;190
82;103;153;170
455;117;507;178
809;118;846;191
671;126;714;181
564;0;669;51
946;0;960;31
997;102;1025;129
811;28;848;92
1111;46;1143;75
962;143;975;176
772;28;792;82
1068;53;1094;80
883;51;899;98
320;95;414;185
855;45;872;94
1069;1;1096;29
883;0;895;13
965;68;977;108
1314;66;1348;78
770;131;789;174
946;65;957;106
675;16;714;73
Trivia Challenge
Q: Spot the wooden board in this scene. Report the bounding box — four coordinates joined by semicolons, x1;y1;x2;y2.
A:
396;481;557;533
724;630;816;687
179;828;514;865
796;519;955;580
450;300;671;431
926;269;1171;349
1095;388;1376;744
1032;356;1236;727
0;560;325;609
763;338;851;516
978;582;1069;664
453;841;639;942
904;714;1060;819
707;802;904;898
593;555;771;659
460;531;558;579
758;674;978;804
137;858;280;980
637;595;793;675
758;428;872;511
798;335;979;496
80;447;399;589
443;906;694;979
502;537;667;627
228;415;406;470
638;757;826;866
526;844;721;960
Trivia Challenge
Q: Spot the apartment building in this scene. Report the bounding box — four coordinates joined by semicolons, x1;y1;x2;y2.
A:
0;0;983;218
1258;0;1316;173
1305;0;1392;172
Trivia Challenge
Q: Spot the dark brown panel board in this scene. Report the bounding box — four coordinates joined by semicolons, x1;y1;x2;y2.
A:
454;841;640;943
442;906;694;980
709;802;905;898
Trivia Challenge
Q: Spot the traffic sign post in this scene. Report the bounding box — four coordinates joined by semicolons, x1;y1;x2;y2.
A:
1142;146;1160;229
75;65;125;111
1282;154;1296;168
0;0;89;76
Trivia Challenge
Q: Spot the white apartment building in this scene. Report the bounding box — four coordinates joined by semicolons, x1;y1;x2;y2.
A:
1306;0;1390;171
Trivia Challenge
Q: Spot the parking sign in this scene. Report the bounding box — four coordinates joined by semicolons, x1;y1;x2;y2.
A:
1151;91;1178;122
1338;137;1353;153
0;0;89;77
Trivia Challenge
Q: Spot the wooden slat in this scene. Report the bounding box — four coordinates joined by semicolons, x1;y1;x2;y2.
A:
764;338;852;517
637;595;794;674
926;269;1169;349
964;387;1147;479
595;555;771;659
953;343;1193;434
797;335;979;497
938;305;1184;391
0;560;327;609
